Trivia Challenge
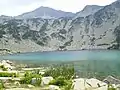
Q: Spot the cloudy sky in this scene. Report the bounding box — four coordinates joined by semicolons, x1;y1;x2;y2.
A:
0;0;116;16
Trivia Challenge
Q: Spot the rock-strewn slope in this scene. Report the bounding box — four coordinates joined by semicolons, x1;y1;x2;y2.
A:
0;0;120;52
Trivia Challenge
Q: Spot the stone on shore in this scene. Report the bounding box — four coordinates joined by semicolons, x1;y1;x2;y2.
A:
49;85;60;90
41;76;53;86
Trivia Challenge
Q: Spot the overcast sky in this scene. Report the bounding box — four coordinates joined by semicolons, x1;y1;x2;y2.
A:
0;0;116;16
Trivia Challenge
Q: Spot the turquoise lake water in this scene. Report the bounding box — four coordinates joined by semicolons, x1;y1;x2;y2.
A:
0;50;120;62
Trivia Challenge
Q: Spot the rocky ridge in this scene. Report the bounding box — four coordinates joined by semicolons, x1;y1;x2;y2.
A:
0;0;120;52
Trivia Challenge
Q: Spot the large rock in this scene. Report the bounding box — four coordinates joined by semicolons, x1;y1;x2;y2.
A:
0;60;15;71
39;71;45;75
41;77;53;86
27;84;35;88
93;85;108;90
103;76;120;85
49;85;60;90
73;78;107;90
14;81;20;86
31;78;41;85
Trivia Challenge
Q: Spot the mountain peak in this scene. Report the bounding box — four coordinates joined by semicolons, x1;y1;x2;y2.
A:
16;6;75;19
75;5;104;18
36;6;54;10
82;5;103;12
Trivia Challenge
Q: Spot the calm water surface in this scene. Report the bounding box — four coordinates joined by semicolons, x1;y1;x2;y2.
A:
0;50;120;62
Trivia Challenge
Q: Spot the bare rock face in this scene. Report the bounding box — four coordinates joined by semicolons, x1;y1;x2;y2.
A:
0;0;120;52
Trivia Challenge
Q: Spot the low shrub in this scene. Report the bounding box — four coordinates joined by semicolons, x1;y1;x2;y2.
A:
20;71;42;86
0;72;17;77
63;80;73;90
43;65;74;80
49;76;67;86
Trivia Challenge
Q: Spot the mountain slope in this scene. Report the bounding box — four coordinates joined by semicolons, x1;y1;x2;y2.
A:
75;5;104;18
16;6;75;19
0;0;120;53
